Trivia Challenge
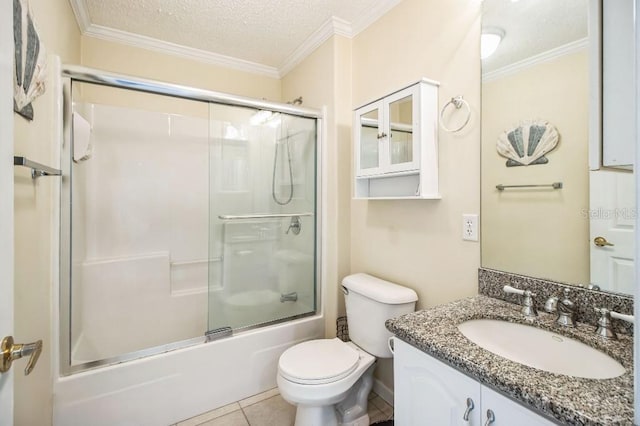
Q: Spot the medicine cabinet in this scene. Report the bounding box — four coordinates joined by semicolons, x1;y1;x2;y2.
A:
353;78;440;199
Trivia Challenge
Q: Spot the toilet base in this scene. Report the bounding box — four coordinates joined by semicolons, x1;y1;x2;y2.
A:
292;406;370;426
340;413;370;426
294;404;339;426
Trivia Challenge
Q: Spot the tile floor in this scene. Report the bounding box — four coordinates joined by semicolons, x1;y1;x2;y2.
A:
174;388;393;426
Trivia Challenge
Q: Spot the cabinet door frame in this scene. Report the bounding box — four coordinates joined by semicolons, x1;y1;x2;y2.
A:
394;339;481;425
383;84;421;174
354;100;385;177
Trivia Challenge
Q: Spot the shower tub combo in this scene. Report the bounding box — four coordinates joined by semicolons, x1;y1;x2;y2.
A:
54;66;324;425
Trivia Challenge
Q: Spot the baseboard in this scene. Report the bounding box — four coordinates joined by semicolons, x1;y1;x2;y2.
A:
373;378;394;406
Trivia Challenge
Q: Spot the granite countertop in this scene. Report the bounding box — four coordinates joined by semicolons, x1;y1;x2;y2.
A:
386;295;634;425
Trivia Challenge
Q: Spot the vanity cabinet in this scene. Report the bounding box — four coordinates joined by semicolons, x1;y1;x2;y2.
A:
353;79;439;199
394;339;555;426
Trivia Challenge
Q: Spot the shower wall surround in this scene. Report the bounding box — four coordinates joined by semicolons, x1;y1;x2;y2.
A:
71;101;210;363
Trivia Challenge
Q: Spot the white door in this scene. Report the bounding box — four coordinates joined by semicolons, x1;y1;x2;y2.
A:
0;0;15;423
590;170;635;294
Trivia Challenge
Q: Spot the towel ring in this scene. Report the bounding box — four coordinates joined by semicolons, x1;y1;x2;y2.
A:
440;95;471;133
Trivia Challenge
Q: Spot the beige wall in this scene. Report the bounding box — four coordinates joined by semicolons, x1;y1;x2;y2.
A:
13;1;81;425
13;0;484;415
350;0;481;389
281;35;353;337
481;51;590;284
81;37;282;102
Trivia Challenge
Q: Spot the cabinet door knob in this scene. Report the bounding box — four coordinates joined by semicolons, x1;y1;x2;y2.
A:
484;409;495;426
462;397;475;421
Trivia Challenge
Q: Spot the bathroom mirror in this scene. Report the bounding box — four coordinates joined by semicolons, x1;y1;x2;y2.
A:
481;0;636;295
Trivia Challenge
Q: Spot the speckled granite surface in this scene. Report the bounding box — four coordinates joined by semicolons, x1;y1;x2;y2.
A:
479;268;634;336
386;296;634;425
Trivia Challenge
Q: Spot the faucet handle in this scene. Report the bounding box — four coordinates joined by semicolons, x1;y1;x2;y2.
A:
594;307;617;339
503;285;537;317
503;285;536;298
610;311;634;324
503;285;524;296
593;308;633;340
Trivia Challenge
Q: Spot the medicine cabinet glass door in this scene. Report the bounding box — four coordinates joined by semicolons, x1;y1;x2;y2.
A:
357;101;384;176
355;85;420;178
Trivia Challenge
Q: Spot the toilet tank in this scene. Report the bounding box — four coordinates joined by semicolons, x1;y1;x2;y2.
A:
342;273;418;358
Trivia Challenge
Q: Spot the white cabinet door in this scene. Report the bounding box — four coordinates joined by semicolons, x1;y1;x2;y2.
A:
481;387;556;426
355;101;384;177
384;85;420;174
394;339;481;426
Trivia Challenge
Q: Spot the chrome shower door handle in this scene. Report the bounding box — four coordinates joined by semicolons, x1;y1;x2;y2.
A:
1;336;43;375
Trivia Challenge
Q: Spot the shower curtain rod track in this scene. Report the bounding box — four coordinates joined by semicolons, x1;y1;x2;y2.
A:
61;65;322;119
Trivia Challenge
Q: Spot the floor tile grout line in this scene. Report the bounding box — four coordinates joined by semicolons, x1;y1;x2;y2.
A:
240;406;251;425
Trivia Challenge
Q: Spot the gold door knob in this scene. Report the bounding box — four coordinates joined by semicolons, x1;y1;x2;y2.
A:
594;236;615;247
1;336;43;375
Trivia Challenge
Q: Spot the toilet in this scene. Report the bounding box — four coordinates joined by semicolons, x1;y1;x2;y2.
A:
277;273;418;426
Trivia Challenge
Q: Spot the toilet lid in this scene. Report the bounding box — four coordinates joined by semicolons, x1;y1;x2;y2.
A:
279;338;360;385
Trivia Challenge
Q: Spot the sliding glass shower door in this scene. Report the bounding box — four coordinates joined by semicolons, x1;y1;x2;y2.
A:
207;104;318;333
62;74;319;374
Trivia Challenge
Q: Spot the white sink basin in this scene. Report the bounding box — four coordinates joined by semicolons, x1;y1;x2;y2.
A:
457;319;625;379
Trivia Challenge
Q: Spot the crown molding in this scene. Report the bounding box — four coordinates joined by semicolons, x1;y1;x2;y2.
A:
351;0;403;36
68;0;90;32
482;37;589;83
279;17;352;77
69;0;403;79
84;24;281;78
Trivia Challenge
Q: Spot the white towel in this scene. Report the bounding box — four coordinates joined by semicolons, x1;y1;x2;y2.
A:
73;112;92;162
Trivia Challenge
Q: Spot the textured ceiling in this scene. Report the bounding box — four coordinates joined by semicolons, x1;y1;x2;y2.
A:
83;0;384;68
482;0;588;73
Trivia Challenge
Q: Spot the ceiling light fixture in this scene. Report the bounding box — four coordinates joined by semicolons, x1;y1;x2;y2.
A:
481;28;505;59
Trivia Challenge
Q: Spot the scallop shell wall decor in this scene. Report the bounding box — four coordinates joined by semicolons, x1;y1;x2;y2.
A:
496;120;559;167
13;0;47;121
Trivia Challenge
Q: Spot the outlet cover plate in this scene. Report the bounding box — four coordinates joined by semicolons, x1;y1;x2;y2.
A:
462;214;479;241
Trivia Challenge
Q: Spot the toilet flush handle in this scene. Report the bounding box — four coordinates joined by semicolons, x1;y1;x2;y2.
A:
387;337;395;354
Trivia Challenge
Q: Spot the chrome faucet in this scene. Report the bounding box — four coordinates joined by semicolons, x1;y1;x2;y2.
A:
594;307;634;340
544;295;558;313
503;285;537;318
556;288;576;327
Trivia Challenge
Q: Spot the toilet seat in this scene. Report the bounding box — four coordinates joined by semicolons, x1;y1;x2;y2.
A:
279;338;360;385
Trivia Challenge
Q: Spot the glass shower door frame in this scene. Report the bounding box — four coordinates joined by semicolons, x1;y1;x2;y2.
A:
58;67;324;376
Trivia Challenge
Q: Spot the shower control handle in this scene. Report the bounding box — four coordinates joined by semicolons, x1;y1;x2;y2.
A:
286;216;301;235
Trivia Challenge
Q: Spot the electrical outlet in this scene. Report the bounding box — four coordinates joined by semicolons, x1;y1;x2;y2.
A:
462;214;478;241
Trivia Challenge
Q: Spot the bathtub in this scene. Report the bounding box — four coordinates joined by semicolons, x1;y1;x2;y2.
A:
53;314;324;425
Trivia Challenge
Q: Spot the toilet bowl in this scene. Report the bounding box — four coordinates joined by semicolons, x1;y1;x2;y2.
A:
278;339;375;426
277;273;418;426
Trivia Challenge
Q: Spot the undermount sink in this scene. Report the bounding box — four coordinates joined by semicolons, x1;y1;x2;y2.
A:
457;319;625;379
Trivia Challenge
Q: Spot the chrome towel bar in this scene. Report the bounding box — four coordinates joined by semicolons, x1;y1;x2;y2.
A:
14;156;62;179
218;212;313;220
496;182;563;191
